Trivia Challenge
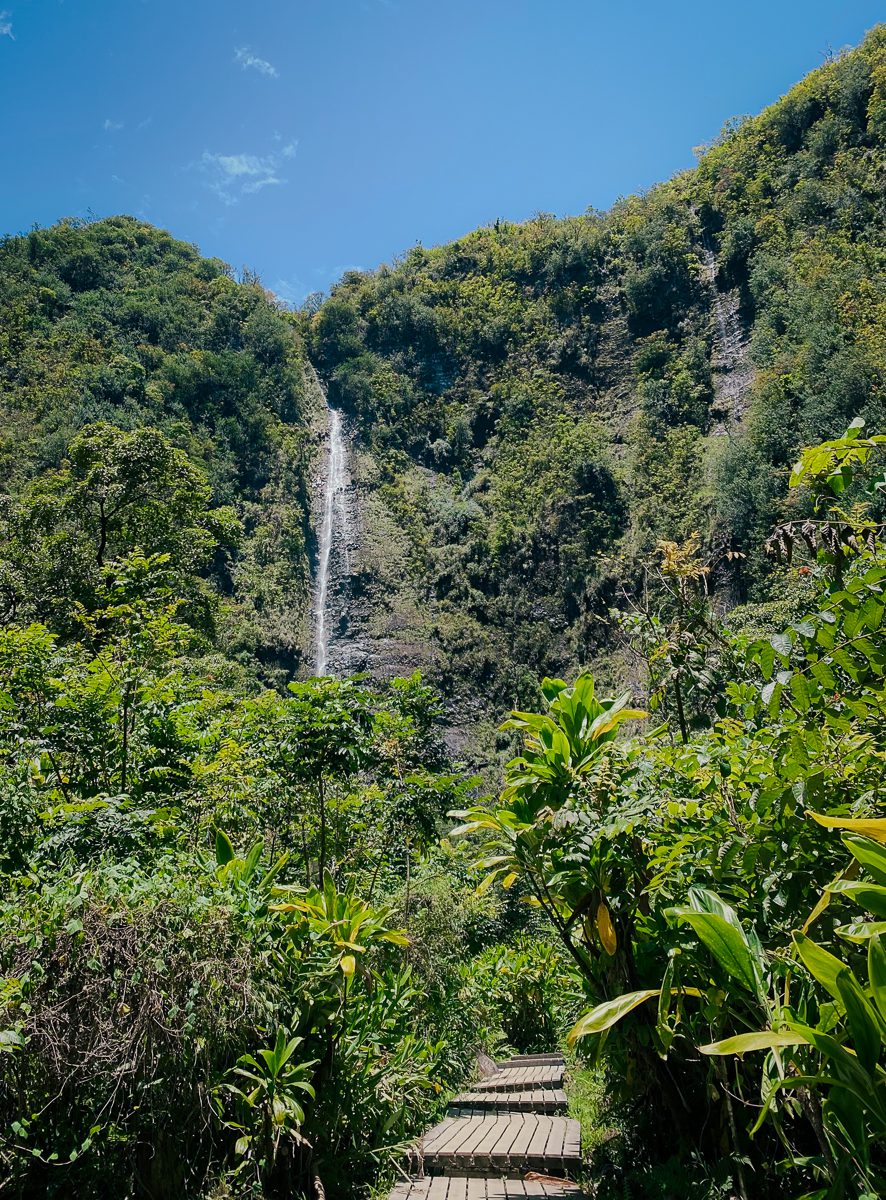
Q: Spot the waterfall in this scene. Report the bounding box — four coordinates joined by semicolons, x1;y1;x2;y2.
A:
312;403;348;676
700;236;754;425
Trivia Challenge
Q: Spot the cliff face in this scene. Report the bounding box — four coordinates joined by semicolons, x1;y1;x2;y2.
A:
304;29;886;735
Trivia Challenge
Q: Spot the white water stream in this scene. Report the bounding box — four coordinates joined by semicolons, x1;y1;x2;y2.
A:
312;404;348;675
700;237;754;422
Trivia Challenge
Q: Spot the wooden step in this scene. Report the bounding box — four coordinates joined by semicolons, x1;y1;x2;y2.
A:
501;1054;564;1067
449;1089;568;1115
411;1113;581;1178
473;1066;564;1093
390;1180;590;1199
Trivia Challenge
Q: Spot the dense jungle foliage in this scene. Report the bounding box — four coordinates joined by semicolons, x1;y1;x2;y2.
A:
0;215;314;678
305;27;886;718
3;25;886;1200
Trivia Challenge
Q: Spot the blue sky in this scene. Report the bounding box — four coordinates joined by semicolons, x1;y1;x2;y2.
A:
0;1;883;305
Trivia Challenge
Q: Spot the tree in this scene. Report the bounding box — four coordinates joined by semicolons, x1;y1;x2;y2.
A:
0;422;240;637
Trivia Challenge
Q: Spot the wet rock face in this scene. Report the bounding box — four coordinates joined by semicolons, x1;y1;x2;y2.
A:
307;372;436;687
700;240;755;430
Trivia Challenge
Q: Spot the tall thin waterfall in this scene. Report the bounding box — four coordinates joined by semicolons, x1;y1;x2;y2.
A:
700;236;754;423
312;404;348;675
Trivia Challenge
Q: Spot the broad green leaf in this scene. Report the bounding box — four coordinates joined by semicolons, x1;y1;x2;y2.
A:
770;632;792;657
568;990;660;1044
379;930;410;947
793;932;854;1007
809;659;836;689
340;954;356;977
676;911;761;996
243;840;263;882
869;934;886;1023
700;1030;810;1055
790;673;812;712
836;969;881;1075
808;812;886;844
215;829;235;866
830;881;886;919
843;835;886;886
835;921;886;944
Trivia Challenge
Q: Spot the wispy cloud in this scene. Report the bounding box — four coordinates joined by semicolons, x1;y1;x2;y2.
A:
235;46;278;78
0;11;14;39
272;133;298;159
197;146;293;205
271;277;308;309
104;118;124;132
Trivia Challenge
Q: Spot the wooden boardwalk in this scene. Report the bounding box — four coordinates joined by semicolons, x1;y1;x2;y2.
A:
390;1053;587;1198
390;1180;586;1199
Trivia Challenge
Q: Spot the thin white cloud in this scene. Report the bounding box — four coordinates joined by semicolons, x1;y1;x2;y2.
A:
0;11;14;39
104;118;124;133
197;147;291;205
243;175;282;194
235;46;278;78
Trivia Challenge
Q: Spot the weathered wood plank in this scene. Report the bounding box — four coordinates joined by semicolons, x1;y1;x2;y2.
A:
449;1088;567;1114
473;1065;563;1092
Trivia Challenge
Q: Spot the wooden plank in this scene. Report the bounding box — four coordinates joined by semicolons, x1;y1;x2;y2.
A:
449;1088;567;1112
526;1113;554;1164
480;1111;523;1165
473;1066;563;1092
460;1113;508;1159
470;1113;510;1159
505;1111;538;1161
419;1116;459;1155
503;1054;564;1066
425;1116;476;1158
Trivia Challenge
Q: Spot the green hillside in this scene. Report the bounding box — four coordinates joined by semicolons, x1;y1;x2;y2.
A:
0;216;314;676
305;26;886;716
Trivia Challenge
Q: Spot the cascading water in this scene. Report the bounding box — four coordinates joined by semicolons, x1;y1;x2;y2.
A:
700;235;754;425
312;404;348;676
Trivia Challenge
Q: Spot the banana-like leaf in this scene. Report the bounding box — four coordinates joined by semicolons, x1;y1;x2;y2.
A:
836;920;886;943
829;880;886;919
596;902;617;956
843;834;886;886
215;828;235;866
700;1030;811;1055
568;989;661;1045
808;811;886;844
675;910;761;997
568;987;702;1046
793;932;853;1007
379;930;410;946
869;934;886;1023
836;969;881;1075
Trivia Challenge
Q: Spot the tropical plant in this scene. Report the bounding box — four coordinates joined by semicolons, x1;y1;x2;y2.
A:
213;1029;318;1188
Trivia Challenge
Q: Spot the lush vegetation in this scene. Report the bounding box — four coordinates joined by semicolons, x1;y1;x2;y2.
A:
0;216;314;678
303;28;886;725
455;422;886;1198
0;469;571;1197
3;26;886;1200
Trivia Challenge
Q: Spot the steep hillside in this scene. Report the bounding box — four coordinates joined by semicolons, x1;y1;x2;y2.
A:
305;28;886;732
0;216;316;676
